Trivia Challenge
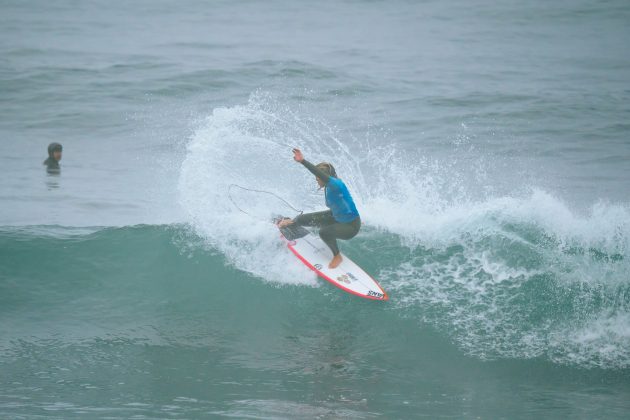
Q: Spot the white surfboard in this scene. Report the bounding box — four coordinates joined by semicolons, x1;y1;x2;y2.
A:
277;222;388;301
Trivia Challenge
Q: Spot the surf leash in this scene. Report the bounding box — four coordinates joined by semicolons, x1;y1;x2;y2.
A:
227;184;303;222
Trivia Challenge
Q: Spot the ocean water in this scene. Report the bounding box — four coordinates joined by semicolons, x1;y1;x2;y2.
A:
1;0;630;418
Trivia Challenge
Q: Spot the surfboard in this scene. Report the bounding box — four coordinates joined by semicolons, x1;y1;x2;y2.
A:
277;221;389;301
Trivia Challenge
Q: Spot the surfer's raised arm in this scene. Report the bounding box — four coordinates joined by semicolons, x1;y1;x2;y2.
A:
292;148;331;184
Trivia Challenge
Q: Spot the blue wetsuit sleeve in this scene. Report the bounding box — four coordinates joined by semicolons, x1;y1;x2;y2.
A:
300;159;330;184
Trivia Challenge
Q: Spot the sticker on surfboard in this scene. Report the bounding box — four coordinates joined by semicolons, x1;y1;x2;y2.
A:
277;221;389;301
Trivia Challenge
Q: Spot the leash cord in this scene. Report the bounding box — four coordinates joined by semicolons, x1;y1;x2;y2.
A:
227;184;303;221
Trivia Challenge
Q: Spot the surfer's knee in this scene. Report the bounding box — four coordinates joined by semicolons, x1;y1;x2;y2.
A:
319;226;334;241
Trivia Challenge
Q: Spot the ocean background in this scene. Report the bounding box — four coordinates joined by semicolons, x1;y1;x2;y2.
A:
1;0;629;418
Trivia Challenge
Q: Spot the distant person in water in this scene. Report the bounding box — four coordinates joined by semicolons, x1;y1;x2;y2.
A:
43;142;62;173
277;148;361;269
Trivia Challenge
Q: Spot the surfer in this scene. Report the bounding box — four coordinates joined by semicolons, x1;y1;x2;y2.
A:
278;148;361;269
43;142;62;173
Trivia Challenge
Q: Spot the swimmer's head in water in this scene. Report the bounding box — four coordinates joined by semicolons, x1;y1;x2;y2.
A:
48;143;63;161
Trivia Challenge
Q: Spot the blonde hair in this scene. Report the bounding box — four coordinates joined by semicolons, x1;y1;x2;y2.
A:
315;162;337;178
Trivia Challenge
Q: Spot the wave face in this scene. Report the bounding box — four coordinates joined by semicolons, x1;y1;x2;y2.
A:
177;93;630;371
1;222;630;418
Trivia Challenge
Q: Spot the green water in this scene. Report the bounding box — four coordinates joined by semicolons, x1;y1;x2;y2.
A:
1;225;629;418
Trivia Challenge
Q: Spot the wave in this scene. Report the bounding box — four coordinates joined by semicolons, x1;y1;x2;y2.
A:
3;93;627;369
174;91;630;370
1;213;628;371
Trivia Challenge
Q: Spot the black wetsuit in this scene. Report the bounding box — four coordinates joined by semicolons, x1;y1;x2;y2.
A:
294;160;361;256
44;143;61;173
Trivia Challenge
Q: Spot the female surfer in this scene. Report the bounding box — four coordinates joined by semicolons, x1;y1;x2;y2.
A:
277;148;361;269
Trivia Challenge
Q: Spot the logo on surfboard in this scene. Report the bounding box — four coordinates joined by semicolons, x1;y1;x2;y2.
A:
336;272;358;284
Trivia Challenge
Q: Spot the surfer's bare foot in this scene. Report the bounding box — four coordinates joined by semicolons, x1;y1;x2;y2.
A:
329;254;342;269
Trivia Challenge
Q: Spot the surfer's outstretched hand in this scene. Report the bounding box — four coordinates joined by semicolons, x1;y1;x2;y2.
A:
277;218;294;228
292;148;304;162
